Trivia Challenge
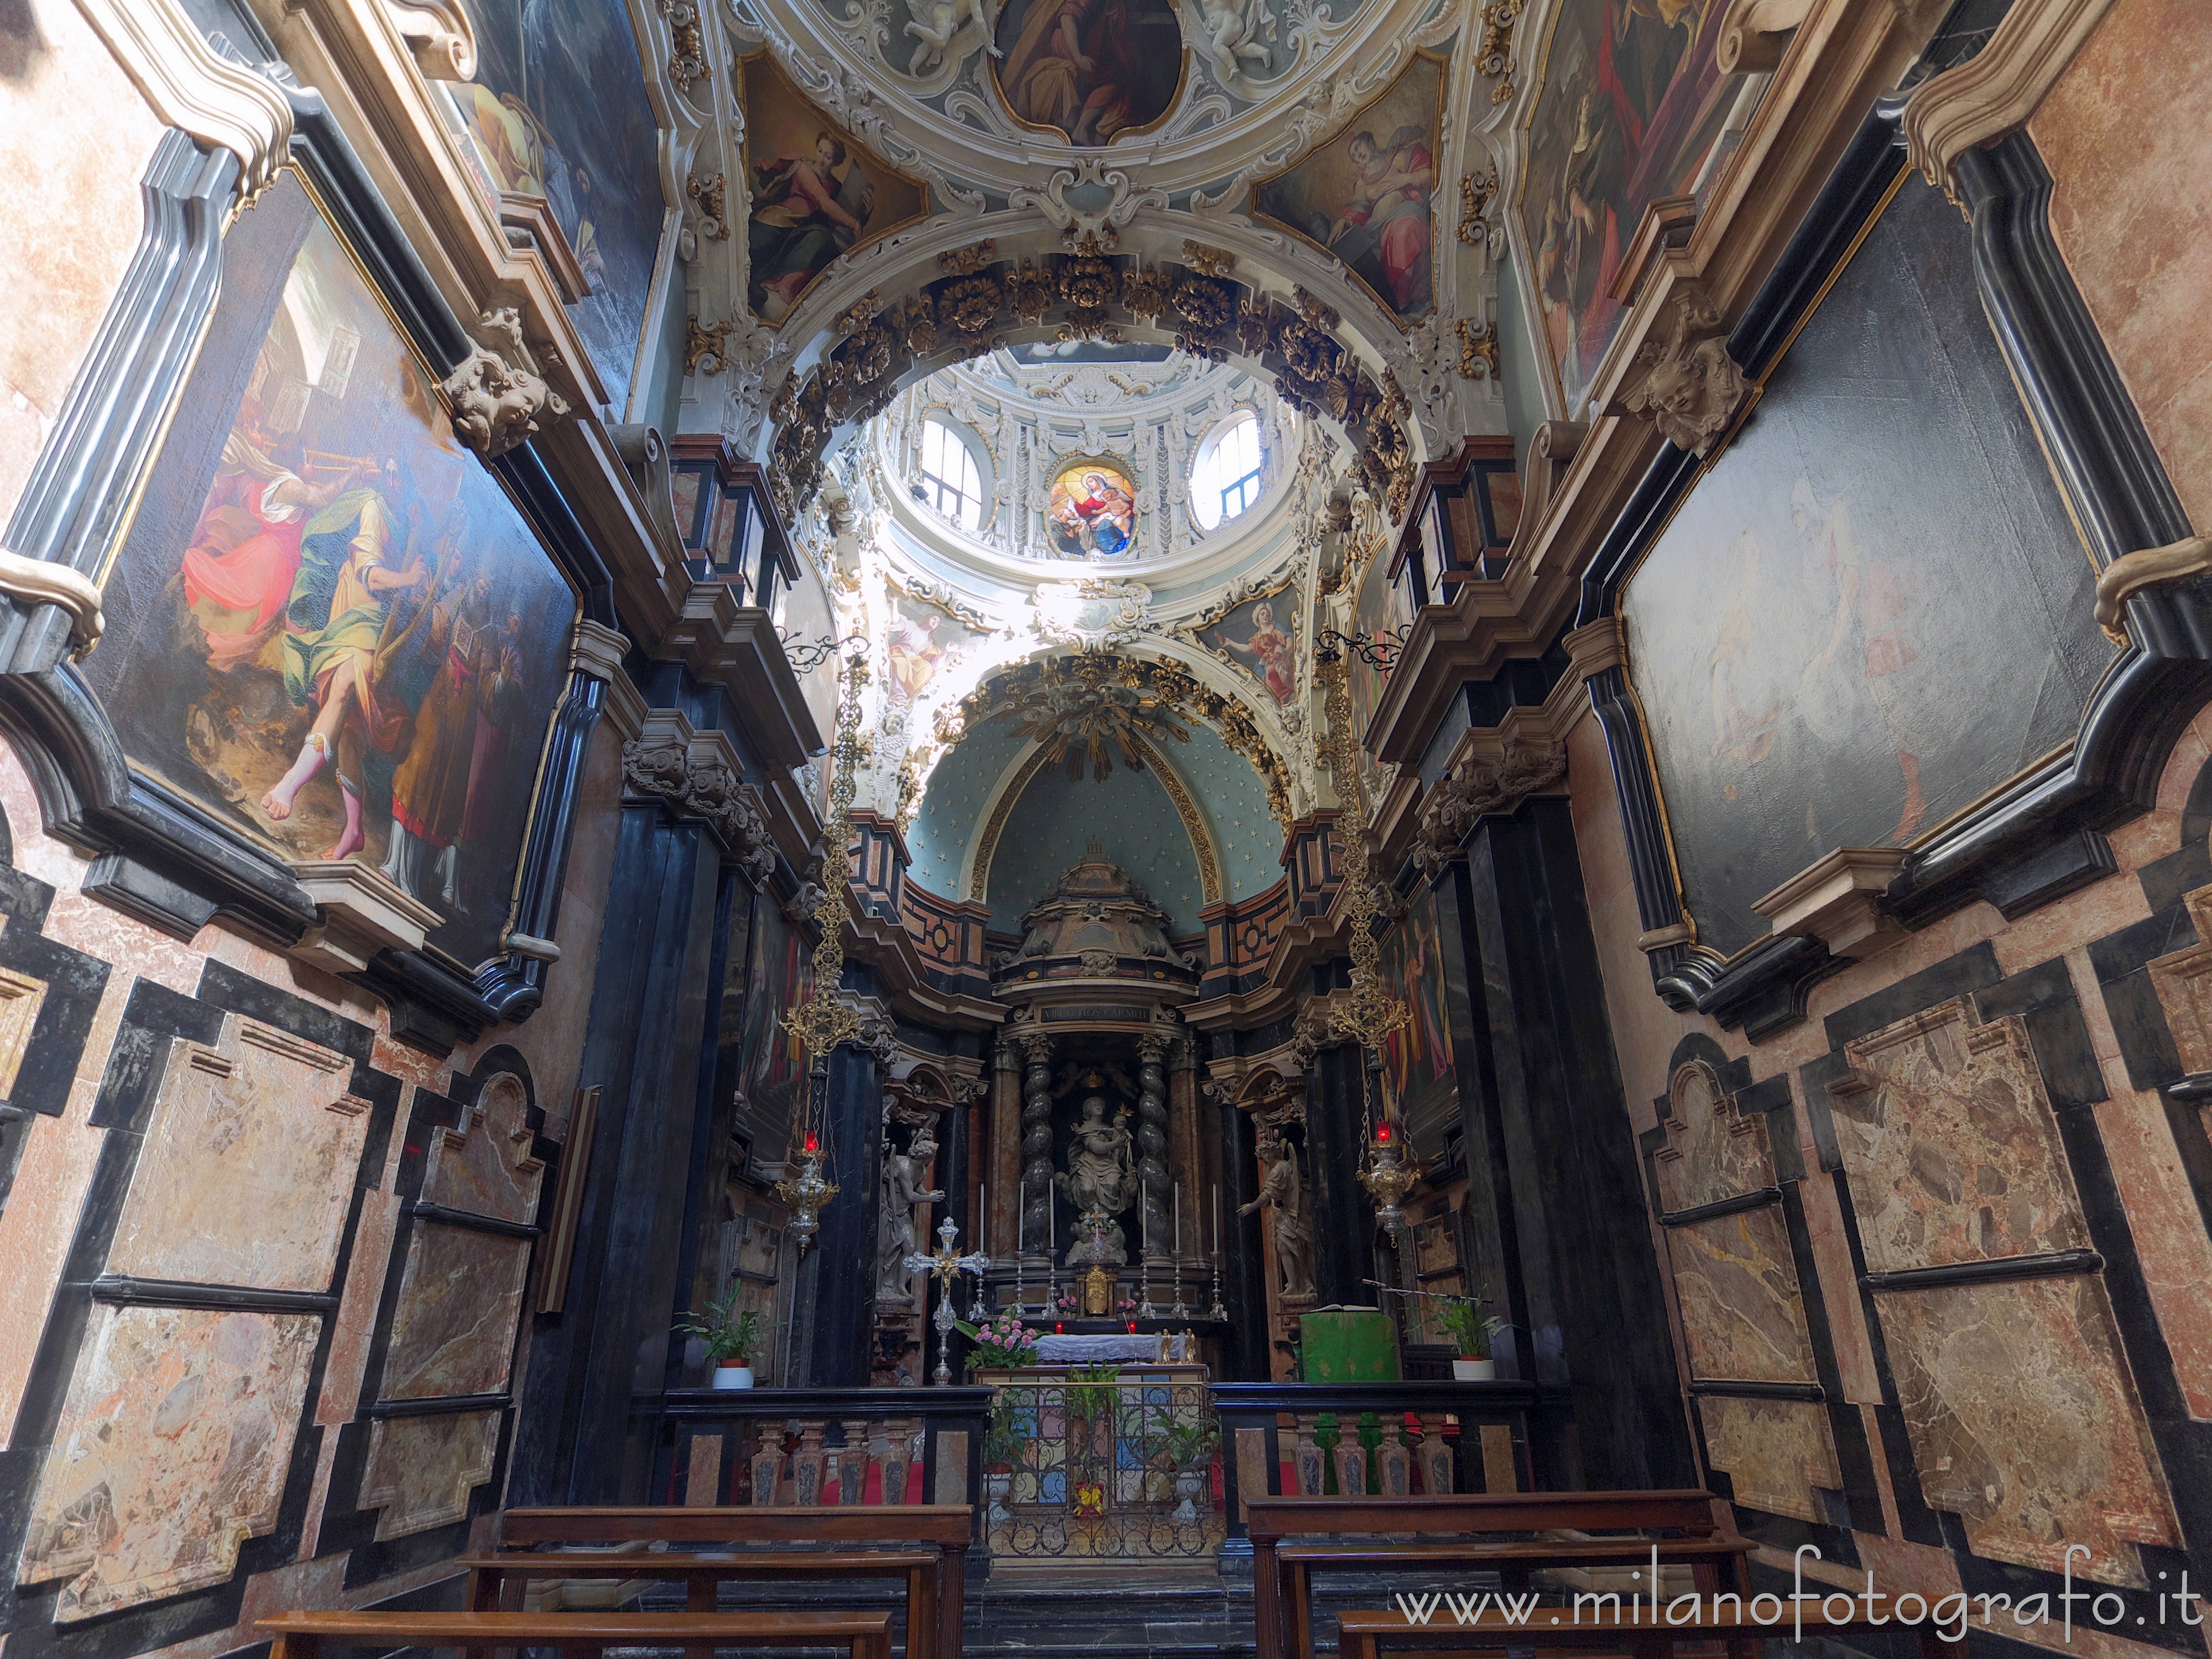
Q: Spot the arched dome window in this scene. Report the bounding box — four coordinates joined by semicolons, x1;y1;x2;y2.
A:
1190;411;1264;532
916;418;985;533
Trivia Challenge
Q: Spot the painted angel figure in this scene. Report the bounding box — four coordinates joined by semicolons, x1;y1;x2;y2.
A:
1193;0;1274;90
906;0;1000;74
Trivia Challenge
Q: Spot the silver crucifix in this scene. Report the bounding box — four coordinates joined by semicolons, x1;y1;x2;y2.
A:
905;1215;989;1386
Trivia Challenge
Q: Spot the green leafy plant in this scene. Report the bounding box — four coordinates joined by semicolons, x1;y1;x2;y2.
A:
956;1310;1040;1374
1433;1295;1509;1361
1065;1363;1123;1425
1150;1410;1220;1471
675;1286;761;1365
982;1395;1026;1473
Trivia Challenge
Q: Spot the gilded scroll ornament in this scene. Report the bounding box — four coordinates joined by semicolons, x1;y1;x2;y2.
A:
686;315;735;376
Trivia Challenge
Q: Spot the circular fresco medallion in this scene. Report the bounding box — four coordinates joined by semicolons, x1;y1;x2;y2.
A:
1045;458;1139;557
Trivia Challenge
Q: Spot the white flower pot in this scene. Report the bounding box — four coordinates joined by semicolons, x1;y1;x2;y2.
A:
712;1363;754;1389
985;1471;1014;1526
1172;1468;1207;1525
1452;1358;1496;1381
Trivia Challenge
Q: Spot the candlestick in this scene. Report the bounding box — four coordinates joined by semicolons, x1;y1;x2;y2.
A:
979;1188;987;1260
1213;1187;1220;1259
1174;1182;1181;1256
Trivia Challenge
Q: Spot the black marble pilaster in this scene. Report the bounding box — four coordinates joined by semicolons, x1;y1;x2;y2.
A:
1219;1098;1269;1381
804;1042;884;1386
1303;1041;1375;1310
1458;797;1694;1489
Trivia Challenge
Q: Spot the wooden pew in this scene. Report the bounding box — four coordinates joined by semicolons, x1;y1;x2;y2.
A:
1337;1598;1966;1658
260;1608;893;1659
493;1504;972;1659
1248;1492;1752;1659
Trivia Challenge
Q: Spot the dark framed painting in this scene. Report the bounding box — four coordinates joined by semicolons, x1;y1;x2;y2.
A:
1615;171;2111;959
740;51;931;325
1250;51;1444;325
450;0;667;413
736;895;812;1157
1199;583;1298;705
1379;879;1458;1156
1349;547;1411;740
991;0;1187;144
1515;0;1740;413
83;171;582;972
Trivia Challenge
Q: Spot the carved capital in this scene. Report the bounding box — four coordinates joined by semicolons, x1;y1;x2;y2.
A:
1715;0;1813;74
1621;285;1746;457
441;309;568;459
1412;738;1568;875
620;714;777;885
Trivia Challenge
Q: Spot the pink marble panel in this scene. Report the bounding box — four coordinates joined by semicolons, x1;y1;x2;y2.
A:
2030;0;2212;530
357;1409;500;1541
1653;1059;1778;1211
1663;1206;1819;1384
17;1306;319;1620
108;1017;368;1291
1832;999;2091;1274
1877;1274;2177;1585
380;1222;529;1399
420;1072;544;1224
1698;1396;1839;1524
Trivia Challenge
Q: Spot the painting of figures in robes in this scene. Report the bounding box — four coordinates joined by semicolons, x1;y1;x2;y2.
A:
736;900;812;1154
1516;0;1741;413
1045;460;1139;557
82;175;578;969
883;593;988;709
1379;881;1459;1156
448;0;666;413
992;0;1185;143
1251;52;1443;323
740;53;930;324
1201;586;1298;705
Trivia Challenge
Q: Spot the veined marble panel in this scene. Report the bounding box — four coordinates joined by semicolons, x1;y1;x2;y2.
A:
2147;885;2212;1074
1879;1274;2178;1585
357;1408;499;1541
1654;1059;1780;1212
108;1016;368;1292
380;1222;529;1399
420;1072;544;1225
1699;1396;1840;1524
16;1305;318;1620
1665;1206;1818;1385
1831;999;2091;1274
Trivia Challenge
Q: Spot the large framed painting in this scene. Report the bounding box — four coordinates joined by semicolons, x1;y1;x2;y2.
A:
991;0;1186;143
82;171;583;975
735;896;812;1158
1379;879;1458;1157
448;0;667;413
740;52;931;325
1197;582;1298;706
1614;173;2111;960
1251;51;1443;325
1516;0;1739;414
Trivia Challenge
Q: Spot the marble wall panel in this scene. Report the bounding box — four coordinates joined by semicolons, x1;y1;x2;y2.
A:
419;1072;544;1225
1878;1274;2178;1585
16;1305;319;1621
0;0;166;523
1832;999;2092;1274
1653;1059;1778;1212
2146;885;2212;1073
356;1409;500;1541
2029;0;2212;529
108;1017;368;1292
1664;1206;1819;1384
1698;1396;1841;1524
380;1222;529;1399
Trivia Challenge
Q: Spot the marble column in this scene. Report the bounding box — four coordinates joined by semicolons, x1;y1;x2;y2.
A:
1169;1035;1201;1270
989;1036;1021;1260
1136;1034;1171;1264
1017;1030;1055;1263
1303;1041;1376;1309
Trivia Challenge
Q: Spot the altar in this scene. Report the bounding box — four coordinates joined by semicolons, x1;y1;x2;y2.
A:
1032;1332;1196;1364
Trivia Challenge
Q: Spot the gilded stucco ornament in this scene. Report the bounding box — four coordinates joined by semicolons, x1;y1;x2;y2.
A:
1412;738;1569;876
1620;285;1747;457
440;309;570;460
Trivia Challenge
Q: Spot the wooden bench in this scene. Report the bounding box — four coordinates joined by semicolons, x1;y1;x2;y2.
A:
1248;1493;1751;1659
494;1504;972;1659
1337;1599;1966;1658
457;1553;936;1657
259;1608;893;1659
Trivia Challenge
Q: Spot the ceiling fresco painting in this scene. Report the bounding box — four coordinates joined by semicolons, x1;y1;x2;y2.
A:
990;0;1188;142
740;51;932;324
1250;50;1447;326
1516;0;1740;413
450;0;666;410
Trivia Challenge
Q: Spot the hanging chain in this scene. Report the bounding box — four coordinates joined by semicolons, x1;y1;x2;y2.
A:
1314;651;1411;1056
781;652;872;1065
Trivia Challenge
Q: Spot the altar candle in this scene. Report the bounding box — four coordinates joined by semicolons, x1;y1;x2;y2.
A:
1174;1183;1182;1255
1018;1188;1025;1255
1213;1187;1220;1257
979;1190;987;1258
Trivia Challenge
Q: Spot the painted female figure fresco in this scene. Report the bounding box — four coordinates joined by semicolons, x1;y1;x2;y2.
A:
1327;126;1434;316
1208;598;1297;704
1047;463;1139;556
993;0;1182;143
749;132;879;322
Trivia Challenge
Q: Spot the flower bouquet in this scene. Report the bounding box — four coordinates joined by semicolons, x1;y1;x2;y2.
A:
956;1310;1041;1374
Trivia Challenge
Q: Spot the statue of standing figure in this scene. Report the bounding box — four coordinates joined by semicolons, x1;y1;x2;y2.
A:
1058;1092;1136;1265
876;1119;945;1301
1240;1130;1316;1302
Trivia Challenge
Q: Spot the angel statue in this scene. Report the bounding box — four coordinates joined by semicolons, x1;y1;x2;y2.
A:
1193;0;1275;92
906;0;1000;75
876;1120;946;1301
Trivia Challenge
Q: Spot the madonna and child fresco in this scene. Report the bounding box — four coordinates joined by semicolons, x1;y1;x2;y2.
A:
82;177;578;969
447;0;665;410
1253;53;1443;322
992;0;1185;143
1047;461;1139;556
743;53;930;322
1518;0;1739;411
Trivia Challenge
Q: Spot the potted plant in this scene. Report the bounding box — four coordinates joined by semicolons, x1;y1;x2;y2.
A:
981;1396;1024;1525
1151;1411;1220;1524
1434;1296;1509;1380
675;1287;763;1389
1065;1363;1122;1467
